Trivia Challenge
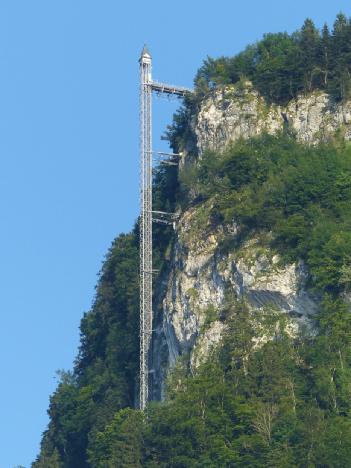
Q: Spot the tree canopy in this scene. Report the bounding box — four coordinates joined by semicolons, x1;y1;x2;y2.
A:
194;15;351;104
33;13;351;468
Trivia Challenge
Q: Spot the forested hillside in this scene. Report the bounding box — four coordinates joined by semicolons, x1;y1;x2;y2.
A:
194;13;351;103
34;14;351;467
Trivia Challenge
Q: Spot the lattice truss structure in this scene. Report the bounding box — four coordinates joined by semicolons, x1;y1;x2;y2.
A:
139;46;191;410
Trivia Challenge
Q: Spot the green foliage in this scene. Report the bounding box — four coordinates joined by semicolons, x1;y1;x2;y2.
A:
84;297;351;467
192;14;351;105
34;130;351;466
182;133;351;294
32;448;62;468
87;408;144;467
33;231;140;467
167;14;351;153
34;13;351;468
33;166;177;467
202;304;218;331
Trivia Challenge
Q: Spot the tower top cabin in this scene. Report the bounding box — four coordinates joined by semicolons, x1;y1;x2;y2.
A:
140;44;151;62
139;45;152;83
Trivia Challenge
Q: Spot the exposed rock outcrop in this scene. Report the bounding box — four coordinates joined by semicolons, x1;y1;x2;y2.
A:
152;207;319;399
151;83;345;399
195;82;351;154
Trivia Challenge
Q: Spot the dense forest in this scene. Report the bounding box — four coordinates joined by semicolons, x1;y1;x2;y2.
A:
168;13;351;153
34;14;351;467
194;13;351;104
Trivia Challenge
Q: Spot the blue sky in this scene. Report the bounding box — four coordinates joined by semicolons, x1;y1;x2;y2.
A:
1;1;350;466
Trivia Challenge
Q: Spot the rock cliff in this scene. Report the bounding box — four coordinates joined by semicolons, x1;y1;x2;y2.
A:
195;81;351;153
152;83;348;399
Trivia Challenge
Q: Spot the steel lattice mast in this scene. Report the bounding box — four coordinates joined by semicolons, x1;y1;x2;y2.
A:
139;46;153;411
139;46;191;411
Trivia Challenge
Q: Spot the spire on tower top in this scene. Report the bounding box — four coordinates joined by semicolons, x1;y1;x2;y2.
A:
140;44;151;59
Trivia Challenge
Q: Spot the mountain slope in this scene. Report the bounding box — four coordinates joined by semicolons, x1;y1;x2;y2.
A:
34;14;351;468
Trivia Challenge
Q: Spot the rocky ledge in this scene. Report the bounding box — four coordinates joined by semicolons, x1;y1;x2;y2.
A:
195;81;351;154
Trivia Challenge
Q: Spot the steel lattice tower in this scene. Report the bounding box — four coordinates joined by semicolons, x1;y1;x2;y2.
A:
139;46;153;411
139;46;191;410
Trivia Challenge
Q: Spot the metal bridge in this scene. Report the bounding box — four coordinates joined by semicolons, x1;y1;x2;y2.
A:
151;80;192;96
139;45;192;410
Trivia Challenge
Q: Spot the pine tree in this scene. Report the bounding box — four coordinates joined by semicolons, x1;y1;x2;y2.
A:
329;13;351;100
299;19;321;92
320;23;331;87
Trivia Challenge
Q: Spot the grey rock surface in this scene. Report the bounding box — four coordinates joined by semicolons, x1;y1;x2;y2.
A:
195;82;351;154
151;84;338;399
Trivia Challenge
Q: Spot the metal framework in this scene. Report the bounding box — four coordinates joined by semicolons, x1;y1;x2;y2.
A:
139;46;191;410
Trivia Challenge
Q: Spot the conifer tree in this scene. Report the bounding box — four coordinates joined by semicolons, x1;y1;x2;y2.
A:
299;18;321;92
320;23;331;86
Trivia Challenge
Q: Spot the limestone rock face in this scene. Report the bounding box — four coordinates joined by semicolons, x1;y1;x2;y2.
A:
152;207;318;399
151;84;335;400
195;82;351;154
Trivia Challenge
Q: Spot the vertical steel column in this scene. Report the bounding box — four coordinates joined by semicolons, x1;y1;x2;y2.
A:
139;46;152;411
138;46;191;410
